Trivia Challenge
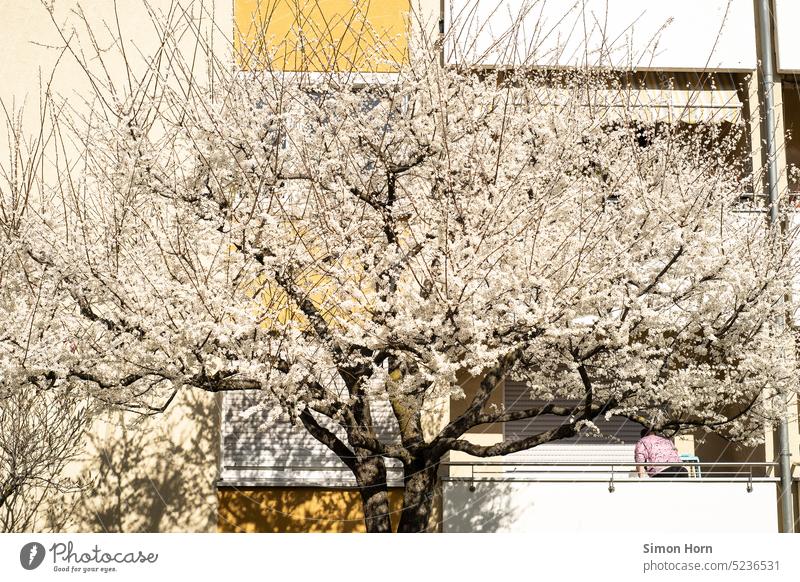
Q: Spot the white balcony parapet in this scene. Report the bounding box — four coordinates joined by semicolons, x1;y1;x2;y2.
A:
775;0;800;73
444;0;757;71
442;461;780;532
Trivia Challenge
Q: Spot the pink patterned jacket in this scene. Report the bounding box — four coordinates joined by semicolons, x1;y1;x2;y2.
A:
634;434;681;476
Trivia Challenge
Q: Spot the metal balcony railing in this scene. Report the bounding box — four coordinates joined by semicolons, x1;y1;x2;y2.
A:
441;461;780;493
219;461;780;490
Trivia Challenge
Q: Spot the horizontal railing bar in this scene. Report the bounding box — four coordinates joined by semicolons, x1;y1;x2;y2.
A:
224;465;403;471
219;481;779;486
224;462;777;469
216;480;406;488
454;470;760;474
440;461;778;468
442;477;780;483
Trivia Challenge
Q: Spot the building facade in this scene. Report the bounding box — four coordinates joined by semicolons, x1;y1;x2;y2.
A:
1;0;798;533
218;0;800;534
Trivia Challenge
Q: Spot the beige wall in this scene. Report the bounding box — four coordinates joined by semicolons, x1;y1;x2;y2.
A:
0;0;233;146
446;374;505;478
449;372;504;438
62;390;220;532
0;1;232;533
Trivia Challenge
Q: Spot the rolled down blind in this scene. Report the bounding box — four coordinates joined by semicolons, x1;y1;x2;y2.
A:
503;381;643;444
220;391;402;486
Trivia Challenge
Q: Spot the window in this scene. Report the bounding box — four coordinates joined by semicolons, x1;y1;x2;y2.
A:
783;81;800;194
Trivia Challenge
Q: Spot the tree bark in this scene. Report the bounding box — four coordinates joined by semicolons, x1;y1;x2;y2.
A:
354;457;393;533
299;409;393;532
397;460;439;533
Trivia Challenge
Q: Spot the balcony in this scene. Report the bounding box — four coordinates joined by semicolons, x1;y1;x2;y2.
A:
441;460;780;533
444;0;757;71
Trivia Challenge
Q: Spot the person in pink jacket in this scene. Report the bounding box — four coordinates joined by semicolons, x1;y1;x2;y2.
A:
635;428;688;478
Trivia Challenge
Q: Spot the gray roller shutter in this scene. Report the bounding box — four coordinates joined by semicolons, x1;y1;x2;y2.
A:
502;381;640;472
220;391;403;486
504;381;643;444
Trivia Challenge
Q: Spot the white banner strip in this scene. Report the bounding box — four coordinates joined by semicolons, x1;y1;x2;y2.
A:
1;533;798;581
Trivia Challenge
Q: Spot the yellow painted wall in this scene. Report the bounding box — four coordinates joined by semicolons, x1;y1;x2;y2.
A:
217;487;406;532
235;0;410;71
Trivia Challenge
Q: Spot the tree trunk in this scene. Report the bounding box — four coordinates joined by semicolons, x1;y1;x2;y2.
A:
397;460;439;533
354;457;393;533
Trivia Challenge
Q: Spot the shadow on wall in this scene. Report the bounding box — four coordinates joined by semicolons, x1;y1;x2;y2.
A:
217;487;405;533
61;390;219;532
440;481;516;533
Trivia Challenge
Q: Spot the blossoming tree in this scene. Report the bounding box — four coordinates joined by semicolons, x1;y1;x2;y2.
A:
1;2;797;532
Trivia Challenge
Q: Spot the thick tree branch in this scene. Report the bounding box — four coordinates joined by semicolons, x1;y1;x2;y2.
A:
432;347;523;446
298;408;358;472
444;422;580;457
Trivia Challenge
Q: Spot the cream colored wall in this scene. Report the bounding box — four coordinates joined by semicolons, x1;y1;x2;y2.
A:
444;0;757;70
61;390;221;532
674;435;695;456
0;0;232;123
0;0;232;533
445;374;505;477
775;0;800;74
409;0;441;44
449;373;504;437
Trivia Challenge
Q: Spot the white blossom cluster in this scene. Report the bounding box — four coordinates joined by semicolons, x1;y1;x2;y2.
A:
0;38;796;464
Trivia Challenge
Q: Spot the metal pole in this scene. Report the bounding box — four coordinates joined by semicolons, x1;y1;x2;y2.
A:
755;0;794;533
